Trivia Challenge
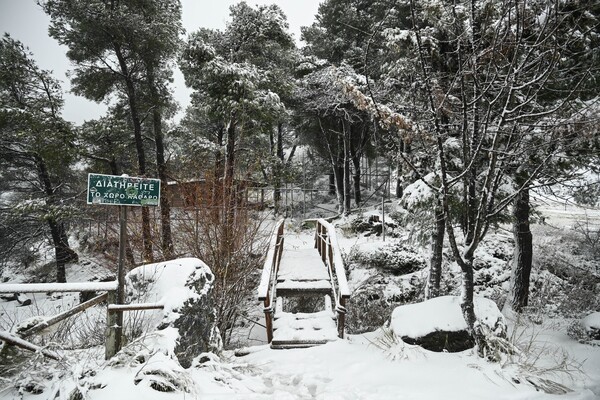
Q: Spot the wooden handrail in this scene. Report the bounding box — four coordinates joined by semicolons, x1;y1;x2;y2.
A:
257;219;285;343
315;219;350;338
315;219;350;298
257;219;285;301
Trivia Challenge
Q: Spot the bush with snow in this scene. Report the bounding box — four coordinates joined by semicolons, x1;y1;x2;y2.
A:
349;242;426;275
346;270;425;334
345;242;427;333
346;213;400;238
570;311;600;344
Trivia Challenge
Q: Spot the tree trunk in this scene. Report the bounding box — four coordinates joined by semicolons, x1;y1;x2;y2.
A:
34;155;77;282
334;162;344;214
212;125;225;205
426;199;445;299
395;159;403;198
465;171;477;244
342;120;352;215
114;42;153;263
146;62;173;260
153;108;173;260
274;123;284;214
352;155;362;207
224;121;236;203
47;220;77;283
223;117;236;257
509;183;533;312
328;173;336;195
458;256;487;356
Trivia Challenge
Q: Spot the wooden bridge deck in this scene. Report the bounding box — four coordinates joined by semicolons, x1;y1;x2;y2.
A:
275;247;332;295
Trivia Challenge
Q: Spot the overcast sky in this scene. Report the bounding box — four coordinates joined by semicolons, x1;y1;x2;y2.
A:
0;0;322;125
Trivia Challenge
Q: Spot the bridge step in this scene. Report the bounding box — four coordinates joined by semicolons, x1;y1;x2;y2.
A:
275;279;332;296
272;299;338;349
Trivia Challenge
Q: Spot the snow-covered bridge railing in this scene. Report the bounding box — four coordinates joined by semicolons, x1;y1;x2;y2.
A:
315;219;350;338
257;219;286;343
0;280;165;360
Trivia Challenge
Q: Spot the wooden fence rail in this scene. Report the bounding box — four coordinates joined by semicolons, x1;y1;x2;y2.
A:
0;331;60;361
0;281;164;360
19;293;109;339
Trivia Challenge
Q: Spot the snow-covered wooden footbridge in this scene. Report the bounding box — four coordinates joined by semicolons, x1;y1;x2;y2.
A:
258;219;350;349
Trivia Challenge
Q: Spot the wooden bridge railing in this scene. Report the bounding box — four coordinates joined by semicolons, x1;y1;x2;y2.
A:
257;219;285;343
0;281;164;360
315;219;351;338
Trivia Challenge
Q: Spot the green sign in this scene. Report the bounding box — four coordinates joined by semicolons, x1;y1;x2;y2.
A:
87;173;161;206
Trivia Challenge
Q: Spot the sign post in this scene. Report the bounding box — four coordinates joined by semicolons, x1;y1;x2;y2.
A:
87;173;160;359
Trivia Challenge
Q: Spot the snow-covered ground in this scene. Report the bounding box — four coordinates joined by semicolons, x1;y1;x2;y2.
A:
4;315;598;399
15;321;596;399
232;328;600;400
1;199;599;399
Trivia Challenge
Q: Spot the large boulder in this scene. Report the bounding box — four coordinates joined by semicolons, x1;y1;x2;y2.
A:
127;257;221;368
391;295;506;352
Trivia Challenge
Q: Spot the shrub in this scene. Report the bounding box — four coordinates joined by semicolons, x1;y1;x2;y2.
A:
346;272;425;334
350;243;426;275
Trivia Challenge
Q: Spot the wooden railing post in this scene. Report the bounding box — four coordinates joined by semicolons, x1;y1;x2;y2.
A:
316;223;322;255
337;297;347;339
320;224;327;264
322;225;326;260
105;204;127;360
328;239;334;272
263;296;274;343
105;290;121;359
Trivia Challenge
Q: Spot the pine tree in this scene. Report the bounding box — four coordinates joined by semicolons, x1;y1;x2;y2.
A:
0;35;78;282
43;0;184;262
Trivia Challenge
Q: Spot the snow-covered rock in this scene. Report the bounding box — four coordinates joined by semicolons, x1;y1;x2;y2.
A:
391;295;506;352
583;312;600;340
126;257;221;367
